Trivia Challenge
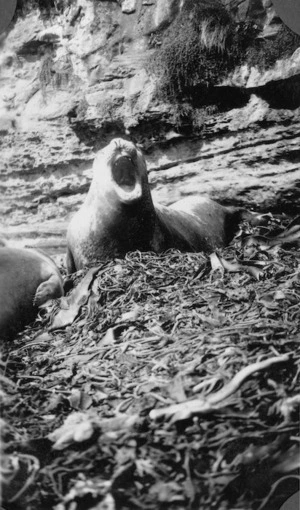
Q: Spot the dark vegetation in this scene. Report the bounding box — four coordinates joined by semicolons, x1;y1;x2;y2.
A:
246;24;300;71
1;216;300;509
15;0;68;16
15;0;118;16
149;0;300;112
149;0;256;103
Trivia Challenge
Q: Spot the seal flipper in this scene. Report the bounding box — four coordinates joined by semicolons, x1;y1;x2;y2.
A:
66;247;76;274
33;274;64;307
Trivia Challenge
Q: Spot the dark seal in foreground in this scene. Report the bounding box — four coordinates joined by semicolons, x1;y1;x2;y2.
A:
0;246;64;341
66;138;244;273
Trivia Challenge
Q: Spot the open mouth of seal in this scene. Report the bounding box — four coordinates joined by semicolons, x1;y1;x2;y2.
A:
112;155;142;202
112;156;136;191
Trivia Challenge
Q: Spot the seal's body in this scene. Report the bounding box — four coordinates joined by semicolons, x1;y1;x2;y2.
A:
66;138;243;273
0;247;64;341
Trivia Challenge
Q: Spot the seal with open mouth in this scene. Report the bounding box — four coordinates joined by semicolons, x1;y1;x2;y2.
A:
66;138;244;273
0;246;64;341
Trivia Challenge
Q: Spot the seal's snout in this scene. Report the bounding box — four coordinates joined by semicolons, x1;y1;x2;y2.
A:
112;155;136;192
111;138;137;159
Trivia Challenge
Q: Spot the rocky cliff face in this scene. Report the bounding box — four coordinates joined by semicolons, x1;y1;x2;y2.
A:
0;0;300;254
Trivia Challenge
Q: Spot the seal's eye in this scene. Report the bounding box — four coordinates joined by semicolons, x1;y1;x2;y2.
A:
112;156;136;191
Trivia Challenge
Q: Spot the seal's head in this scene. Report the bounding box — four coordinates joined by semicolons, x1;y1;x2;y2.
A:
93;138;149;205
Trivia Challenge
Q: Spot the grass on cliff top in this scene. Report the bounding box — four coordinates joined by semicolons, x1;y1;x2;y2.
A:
149;0;300;105
149;0;252;102
246;24;300;71
1;214;300;510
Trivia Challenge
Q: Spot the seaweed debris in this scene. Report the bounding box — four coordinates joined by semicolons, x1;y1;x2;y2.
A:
1;215;300;510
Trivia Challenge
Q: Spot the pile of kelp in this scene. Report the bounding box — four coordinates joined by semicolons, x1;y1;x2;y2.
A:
1;214;300;510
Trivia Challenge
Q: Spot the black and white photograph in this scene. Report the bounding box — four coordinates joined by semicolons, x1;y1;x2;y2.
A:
0;1;299;508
